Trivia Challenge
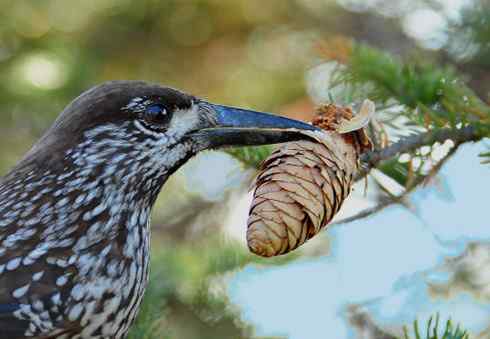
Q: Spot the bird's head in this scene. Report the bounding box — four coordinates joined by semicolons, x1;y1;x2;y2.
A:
15;81;318;196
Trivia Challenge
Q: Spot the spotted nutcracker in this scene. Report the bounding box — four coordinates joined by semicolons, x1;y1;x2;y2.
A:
0;81;319;339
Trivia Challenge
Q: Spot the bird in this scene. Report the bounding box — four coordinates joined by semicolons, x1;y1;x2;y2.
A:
0;80;318;339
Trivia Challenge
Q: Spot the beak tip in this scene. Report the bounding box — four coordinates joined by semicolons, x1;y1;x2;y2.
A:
211;103;318;132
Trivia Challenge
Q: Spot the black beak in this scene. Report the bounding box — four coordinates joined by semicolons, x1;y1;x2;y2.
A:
195;102;320;148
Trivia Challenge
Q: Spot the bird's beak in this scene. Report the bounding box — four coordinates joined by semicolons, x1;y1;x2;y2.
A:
194;102;320;148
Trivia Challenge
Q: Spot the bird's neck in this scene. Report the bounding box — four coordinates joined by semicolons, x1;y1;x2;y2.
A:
1;146;170;261
56;146;169;254
1;121;196;256
1;162;163;254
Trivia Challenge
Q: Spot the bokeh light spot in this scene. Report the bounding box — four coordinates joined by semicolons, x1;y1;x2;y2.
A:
18;53;67;90
402;9;448;50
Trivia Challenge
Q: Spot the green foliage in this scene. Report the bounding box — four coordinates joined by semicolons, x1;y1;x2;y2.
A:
377;158;411;187
479;149;490;164
330;43;490;168
225;145;274;169
343;45;454;109
0;0;309;172
449;0;490;66
129;236;299;339
402;314;469;339
338;44;490;130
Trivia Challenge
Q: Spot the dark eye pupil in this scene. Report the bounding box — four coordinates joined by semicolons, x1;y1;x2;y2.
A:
146;104;166;117
143;104;171;126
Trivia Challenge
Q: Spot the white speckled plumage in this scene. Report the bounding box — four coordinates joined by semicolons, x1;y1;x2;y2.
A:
0;82;201;338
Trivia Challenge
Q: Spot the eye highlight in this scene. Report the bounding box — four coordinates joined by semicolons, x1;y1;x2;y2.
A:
146;103;166;117
143;103;171;126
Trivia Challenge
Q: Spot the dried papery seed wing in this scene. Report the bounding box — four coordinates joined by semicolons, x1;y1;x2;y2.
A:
336;99;376;134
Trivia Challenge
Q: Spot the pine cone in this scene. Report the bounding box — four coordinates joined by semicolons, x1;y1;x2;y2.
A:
247;101;374;257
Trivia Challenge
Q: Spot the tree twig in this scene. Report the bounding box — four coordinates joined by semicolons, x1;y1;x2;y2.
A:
356;125;480;180
333;140;463;226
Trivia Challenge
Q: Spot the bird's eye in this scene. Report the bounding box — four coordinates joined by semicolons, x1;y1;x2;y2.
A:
143;104;171;125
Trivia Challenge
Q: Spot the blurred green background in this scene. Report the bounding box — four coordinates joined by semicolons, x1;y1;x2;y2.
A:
2;0;466;173
1;1;489;338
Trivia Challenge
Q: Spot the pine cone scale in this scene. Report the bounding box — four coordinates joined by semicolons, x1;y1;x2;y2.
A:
256;191;296;204
270;200;304;220
247;102;374;257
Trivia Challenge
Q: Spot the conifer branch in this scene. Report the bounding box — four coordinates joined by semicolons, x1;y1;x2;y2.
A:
335;135;464;226
357;125;480;179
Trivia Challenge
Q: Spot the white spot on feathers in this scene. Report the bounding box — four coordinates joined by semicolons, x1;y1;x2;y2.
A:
6;257;21;270
12;284;30;298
